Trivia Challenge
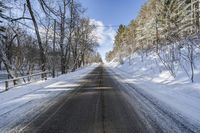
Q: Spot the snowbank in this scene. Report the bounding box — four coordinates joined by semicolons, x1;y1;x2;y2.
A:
107;53;200;125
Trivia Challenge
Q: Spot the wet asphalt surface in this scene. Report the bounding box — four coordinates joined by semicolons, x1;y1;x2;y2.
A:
21;66;151;133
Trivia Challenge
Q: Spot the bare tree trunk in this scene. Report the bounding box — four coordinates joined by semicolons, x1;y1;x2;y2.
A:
59;2;67;74
188;42;195;83
0;50;16;79
66;0;74;72
26;0;46;74
52;19;56;78
0;58;2;70
60;19;66;74
81;53;85;66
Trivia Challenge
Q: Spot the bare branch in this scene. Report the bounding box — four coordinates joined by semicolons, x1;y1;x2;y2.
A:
11;17;32;22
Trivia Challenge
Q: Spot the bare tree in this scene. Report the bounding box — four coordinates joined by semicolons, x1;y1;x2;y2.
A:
26;0;46;74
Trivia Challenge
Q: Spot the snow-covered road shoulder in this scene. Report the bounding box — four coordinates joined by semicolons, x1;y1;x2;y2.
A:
0;64;98;132
106;64;200;132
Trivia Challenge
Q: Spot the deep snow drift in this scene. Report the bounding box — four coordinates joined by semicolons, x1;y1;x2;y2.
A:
107;52;200;127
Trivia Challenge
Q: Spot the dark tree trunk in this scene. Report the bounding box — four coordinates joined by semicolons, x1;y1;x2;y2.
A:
61;56;66;74
26;0;46;74
81;54;85;66
59;6;66;74
0;58;2;70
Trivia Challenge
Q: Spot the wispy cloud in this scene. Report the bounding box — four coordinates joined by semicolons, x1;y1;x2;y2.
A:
89;19;116;62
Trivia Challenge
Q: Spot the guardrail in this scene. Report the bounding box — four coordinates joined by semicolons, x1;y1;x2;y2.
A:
0;71;52;91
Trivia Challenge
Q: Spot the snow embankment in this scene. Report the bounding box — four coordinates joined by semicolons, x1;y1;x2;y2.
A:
0;64;98;132
107;53;200;125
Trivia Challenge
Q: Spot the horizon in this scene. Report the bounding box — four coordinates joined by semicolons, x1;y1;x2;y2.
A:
79;0;147;61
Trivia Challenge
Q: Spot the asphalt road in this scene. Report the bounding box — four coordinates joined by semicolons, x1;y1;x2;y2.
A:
21;66;152;133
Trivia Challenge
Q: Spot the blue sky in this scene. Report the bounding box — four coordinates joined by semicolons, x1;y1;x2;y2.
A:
79;0;147;61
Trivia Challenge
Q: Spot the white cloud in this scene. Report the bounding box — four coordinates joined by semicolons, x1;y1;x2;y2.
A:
89;19;116;62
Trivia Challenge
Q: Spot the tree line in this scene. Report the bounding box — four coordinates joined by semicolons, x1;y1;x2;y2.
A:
106;0;200;82
0;0;102;79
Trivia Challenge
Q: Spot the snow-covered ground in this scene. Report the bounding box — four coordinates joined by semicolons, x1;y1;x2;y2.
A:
107;53;200;128
0;64;98;132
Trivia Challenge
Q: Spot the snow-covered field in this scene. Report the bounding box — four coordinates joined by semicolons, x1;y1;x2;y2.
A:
0;64;98;132
107;53;200;128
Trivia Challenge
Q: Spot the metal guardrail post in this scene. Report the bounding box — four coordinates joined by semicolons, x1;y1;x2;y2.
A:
28;75;30;82
45;73;47;80
13;79;17;86
1;71;51;92
5;81;8;91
